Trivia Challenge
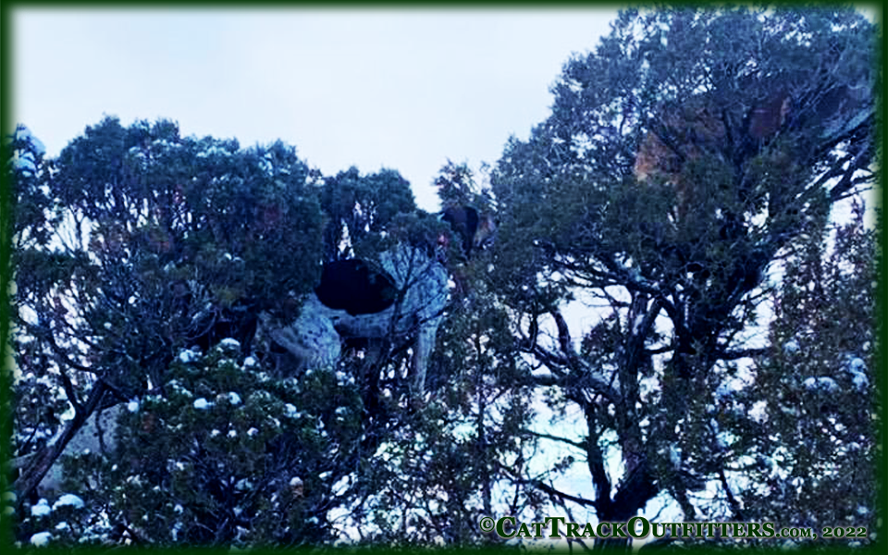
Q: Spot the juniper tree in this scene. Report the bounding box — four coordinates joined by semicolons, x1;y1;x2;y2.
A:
489;7;876;550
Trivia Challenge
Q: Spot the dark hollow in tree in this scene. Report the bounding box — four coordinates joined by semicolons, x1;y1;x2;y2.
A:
314;259;398;316
441;205;480;256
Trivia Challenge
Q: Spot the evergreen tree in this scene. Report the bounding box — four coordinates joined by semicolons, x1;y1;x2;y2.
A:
7;121;540;549
336;163;544;547
489;7;876;550
741;203;878;540
8;117;326;539
19;341;363;546
319;166;417;262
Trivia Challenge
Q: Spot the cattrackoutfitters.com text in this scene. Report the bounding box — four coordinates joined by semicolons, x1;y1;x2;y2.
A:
478;515;822;540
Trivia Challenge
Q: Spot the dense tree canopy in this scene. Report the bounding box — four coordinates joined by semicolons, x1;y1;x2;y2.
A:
4;6;880;552
5;116;539;548
489;5;877;550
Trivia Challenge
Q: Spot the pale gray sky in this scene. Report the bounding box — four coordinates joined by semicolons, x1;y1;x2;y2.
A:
13;8;619;211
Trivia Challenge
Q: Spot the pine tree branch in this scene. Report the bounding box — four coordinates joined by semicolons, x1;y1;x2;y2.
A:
14;381;108;511
525;430;586;451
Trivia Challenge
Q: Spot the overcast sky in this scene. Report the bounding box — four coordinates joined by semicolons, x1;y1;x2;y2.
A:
13;8;621;212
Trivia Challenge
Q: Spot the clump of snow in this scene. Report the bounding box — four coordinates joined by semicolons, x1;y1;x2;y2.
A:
803;376;840;394
15;125;47;156
848;357;866;373
843;356;868;391
247;427;258;437
193;398;212;410
715;380;741;402
228;429;237;438
857;505;870;516
13;155;37;175
127;399;140;413
258;154;274;176
783;339;800;355
53;494;85;511
210;429;221;437
227;392;242;405
335;370;355;385
55;521;69;531
10;125;46;176
31;498;51;517
218;337;241;351
168;380;194;398
30;531;52;547
243;356;257;368
178;349;200;364
59;405;76;422
748;400;768;423
335;407;348;417
851;373;868;390
151;138;182;150
632;314;645;334
669;445;681;469
197;145;232;158
284;403;300;418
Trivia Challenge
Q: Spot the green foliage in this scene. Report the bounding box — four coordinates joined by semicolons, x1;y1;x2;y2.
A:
743;203;878;535
487;5;877;544
320;166;416;262
352;260;542;547
493;7;875;299
24;342;362;547
8;116;544;549
7;117;332;545
434;159;494;210
10;116;325;401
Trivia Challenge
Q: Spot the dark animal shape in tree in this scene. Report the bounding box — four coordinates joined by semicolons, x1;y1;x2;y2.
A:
634;77;871;217
632;86;793;223
314;259;397;316
266;245;448;395
631;76;871;377
441;205;497;257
